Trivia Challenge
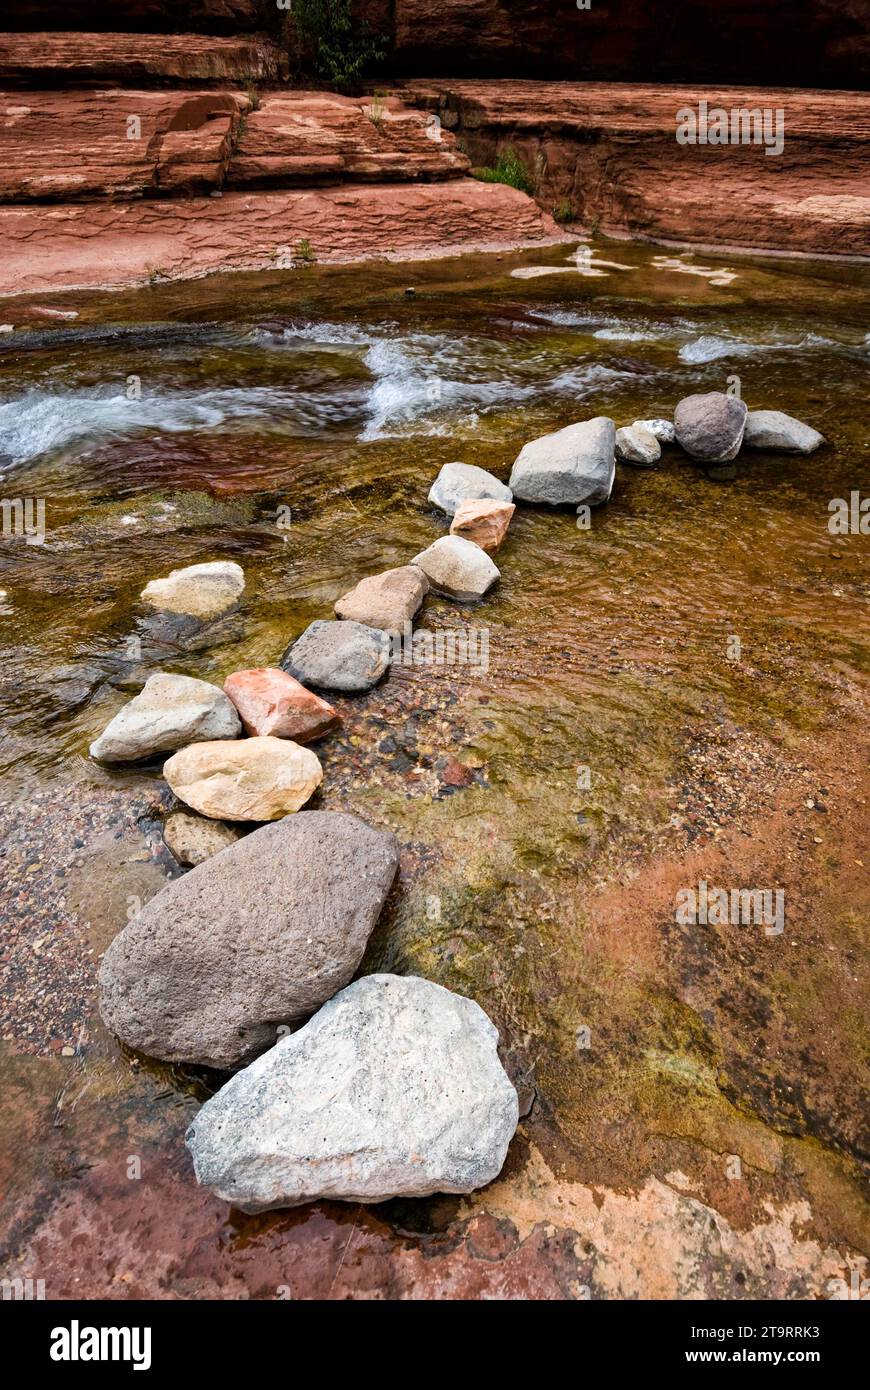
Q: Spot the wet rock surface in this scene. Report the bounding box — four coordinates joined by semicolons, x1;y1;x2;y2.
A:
187;974;519;1211
616;423;661;467
283;619;393;693
334;565;428;634
744;409;824;453
411;535;500;600
140;560;244;620
98;812;400;1068
89;672;240;762
510;416;616;505
223;668;340;742
428;461;513;516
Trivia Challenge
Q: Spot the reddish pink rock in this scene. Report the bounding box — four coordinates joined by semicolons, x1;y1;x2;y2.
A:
223;668;340;743
450;498;515;553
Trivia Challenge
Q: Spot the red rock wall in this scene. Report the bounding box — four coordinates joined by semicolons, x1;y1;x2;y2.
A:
1;1;266;34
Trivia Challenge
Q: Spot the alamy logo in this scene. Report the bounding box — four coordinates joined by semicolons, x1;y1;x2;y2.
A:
390;622;489;674
828;491;869;534
0;497;46;545
676;101;784;156
675;880;785;936
50;1321;152;1371
1;1276;44;1300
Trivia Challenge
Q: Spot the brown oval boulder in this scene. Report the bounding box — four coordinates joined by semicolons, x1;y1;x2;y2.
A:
98;811;400;1069
224;667;340;742
449;498;515;553
334;565;428;633
163;736;322;821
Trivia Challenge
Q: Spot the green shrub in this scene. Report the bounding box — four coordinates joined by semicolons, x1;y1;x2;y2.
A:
552;199;576;224
293;0;386;93
473;147;535;195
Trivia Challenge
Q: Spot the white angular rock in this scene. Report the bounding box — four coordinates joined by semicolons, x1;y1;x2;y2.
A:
141;561;245;619
428;461;513;517
411;535;500;601
743;410;824;454
186;974;519;1211
89;672;241;762
509;417;616;505
616;423;661;467
633;417;675;444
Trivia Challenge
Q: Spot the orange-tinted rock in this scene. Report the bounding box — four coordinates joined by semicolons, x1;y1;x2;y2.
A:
396;80;870;258
0;32;285;86
0;180;564;296
227;92;470;188
223;668;340;742
450;498;515;553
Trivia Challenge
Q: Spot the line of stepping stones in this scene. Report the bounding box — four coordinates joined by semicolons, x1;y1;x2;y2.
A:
91;390;822;1211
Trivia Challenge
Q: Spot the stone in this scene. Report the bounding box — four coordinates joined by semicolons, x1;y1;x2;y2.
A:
334;565;428;633
633;417;675;443
509;417;616;505
449;498;515;552
163;736;322;821
674;392;748;463
140;561;244;619
411;535;500;601
743;409;824;453
428;461;513;517
89;672;240;762
282;619;392;693
162;810;242;867
616;423;662;466
185;973;519;1210
223;668;340;742
98;812;399;1069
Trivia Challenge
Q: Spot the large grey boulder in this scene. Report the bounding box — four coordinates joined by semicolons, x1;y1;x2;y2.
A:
509;417;616;505
428;462;513;517
411;535;500;601
186;974;519;1211
98;812;399;1069
674;392;747;463
282;619;392;692
743;409;824;454
89;672;240;763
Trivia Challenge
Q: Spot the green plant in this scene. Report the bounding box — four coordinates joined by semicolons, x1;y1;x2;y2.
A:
295;238;316;264
553;199;576;224
292;0;386;93
245;85;262;112
365;88;388;131
472;147;534;196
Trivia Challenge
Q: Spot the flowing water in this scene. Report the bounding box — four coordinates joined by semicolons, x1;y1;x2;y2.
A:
0;241;867;1296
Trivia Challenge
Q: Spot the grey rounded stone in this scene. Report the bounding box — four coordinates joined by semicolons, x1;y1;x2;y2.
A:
98;811;399;1069
282;619;392;692
89;672;241;763
186;974;519;1212
743;409;824;453
411;534;500;601
674;392;748;463
633;417;675;443
509;417;616;505
428;462;513;517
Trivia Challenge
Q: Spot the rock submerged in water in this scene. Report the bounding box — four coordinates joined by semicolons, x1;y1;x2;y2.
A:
334;565;428;633
185;973;519;1211
163;736;322;821
89;672;241;763
412;534;500;600
162;810;242;867
98;812;399;1069
616;423;661;467
509;417;616;505
428;461;513;517
449;498;515;553
224;667;340;742
674;392;747;463
282;619;392;692
140;560;245;619
743;409;824;453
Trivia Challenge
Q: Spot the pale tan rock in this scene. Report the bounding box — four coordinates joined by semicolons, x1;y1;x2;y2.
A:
140;561;244;619
163;736;322;821
163;811;242;866
449;499;515;553
224;668;340;741
334;565;428;632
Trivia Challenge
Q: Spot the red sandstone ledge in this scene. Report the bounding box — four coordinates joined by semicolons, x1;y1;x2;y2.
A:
0;180;565;297
0;32;286;85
